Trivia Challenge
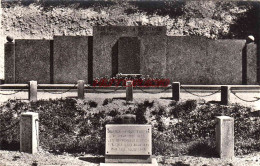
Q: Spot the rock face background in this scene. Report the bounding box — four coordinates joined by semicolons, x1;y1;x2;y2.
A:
0;1;259;79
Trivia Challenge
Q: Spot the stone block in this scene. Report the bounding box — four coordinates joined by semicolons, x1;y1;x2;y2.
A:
221;86;230;105
105;124;152;163
77;80;85;99
172;82;180;101
126;81;133;102
4;42;15;83
15;39;51;83
53;36;89;83
118;37;141;75
29;81;37;102
215;116;234;159
118;114;136;124
93;26;166;78
20;112;39;154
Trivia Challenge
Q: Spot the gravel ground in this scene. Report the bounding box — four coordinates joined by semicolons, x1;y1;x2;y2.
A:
0;150;260;166
0;91;259;166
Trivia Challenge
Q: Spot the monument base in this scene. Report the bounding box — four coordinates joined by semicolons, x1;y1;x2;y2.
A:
100;158;158;166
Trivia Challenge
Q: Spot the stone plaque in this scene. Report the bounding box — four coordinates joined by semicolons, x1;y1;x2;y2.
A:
106;125;152;156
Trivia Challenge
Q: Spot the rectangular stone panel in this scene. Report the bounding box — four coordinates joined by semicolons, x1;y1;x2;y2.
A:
93;26;166;79
20;112;39;154
53;36;89;84
106;125;152;156
4;42;15;83
246;43;257;84
118;37;141;75
166;36;208;84
207;40;244;84
166;37;245;84
15;39;51;83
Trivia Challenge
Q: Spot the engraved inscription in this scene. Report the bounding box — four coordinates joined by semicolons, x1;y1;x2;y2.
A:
106;125;152;155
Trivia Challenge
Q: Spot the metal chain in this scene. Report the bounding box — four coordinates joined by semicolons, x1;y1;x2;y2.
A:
0;120;20;133
180;85;221;97
231;91;260;103
41;83;78;94
0;89;25;95
136;86;171;94
92;86;123;93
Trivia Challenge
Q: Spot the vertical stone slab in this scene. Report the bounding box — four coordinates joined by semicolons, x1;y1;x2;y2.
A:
166;37;245;84
216;116;234;159
166;36;208;84
126;81;133;102
53;36;89;84
4;41;15;83
20;112;39;154
0;0;4;80
221;86;230;105
172;82;180;101
138;26;167;78
15;39;51;83
246;43;258;84
29;81;37;102
77;80;85;99
118;37;141;74
207;40;244;84
93;26;166;78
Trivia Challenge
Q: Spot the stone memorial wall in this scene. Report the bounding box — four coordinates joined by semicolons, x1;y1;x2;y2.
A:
93;26;167;79
4;26;259;84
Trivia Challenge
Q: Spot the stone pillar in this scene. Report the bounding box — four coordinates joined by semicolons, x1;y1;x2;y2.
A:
20;112;39;154
221;86;230;105
215;116;234;159
29;81;37;102
126;81;133;101
172;82;180;101
4;38;15;83
0;0;4;81
77;80;85;99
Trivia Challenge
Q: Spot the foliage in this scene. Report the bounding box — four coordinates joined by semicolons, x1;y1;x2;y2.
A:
0;98;259;156
2;1;258;39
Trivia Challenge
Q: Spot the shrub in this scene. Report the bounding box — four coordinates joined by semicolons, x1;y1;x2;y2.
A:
0;98;259;156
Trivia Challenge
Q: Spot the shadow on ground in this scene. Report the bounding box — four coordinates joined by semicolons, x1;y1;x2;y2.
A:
160;97;173;100
187;141;218;158
0;140;20;151
78;156;105;163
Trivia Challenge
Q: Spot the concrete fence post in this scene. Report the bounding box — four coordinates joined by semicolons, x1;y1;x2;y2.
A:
126;81;133;102
172;82;180;101
215;116;234;159
20;112;39;154
29;81;37;102
77;80;85;99
221;86;230;105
